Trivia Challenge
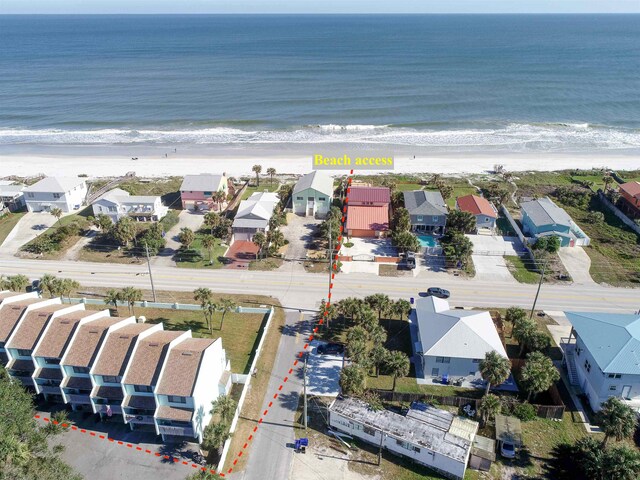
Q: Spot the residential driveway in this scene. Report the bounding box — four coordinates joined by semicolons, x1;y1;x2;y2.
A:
558;247;594;285
279;213;321;261
341;237;396;259
471;255;516;282
153;210;204;266
466;234;524;256
340;261;380;275
0;212;58;255
308;341;344;397
39;410;201;480
223;240;258;269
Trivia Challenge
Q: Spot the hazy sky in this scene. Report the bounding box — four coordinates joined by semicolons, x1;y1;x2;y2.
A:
2;0;640;14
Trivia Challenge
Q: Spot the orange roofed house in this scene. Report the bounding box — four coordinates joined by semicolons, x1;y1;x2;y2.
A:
618;181;640;219
456;194;498;231
345;186;391;237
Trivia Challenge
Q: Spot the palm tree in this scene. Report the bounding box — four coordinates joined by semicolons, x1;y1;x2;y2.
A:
7;275;29;292
252;164;262;187
267;229;285;250
210;395;237;424
59;278;80;302
202;423;230;456
365;293;391;322
201;235;216;264
121;286;143;316
217;298;237;330
479;351;511;395
50;207;63;226
194;287;213;325
598;397;638;447
178;227;195;249
252;231;266;259
392;299;412;321
520;351;560;402
478;394;502;427
266;167;276;186
104;288;122;314
203;211;221;235
602;173;613;194
202;300;219;334
339;364;366;396
512;317;537;357
91;213;113;232
213;190;226;212
386;350;410;392
39;274;57;298
369;344;388;377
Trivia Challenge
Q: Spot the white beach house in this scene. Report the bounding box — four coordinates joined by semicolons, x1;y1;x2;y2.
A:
292;171;334;217
92;188;169;222
24;177;87;213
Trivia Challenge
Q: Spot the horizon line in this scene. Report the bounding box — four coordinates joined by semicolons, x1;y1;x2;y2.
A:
1;12;640;16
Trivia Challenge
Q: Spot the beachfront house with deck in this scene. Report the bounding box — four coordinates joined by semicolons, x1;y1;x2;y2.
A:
0;184;26;212
0;291;42;365
404;190;448;236
154;337;231;442
90;322;160;420
618;181;640;219
231;191;279;242
328;396;478;479
292;171;334;217
60;315;132;411
24;176;87;213
345;186;390;238
455;195;497;231
562;311;640;412
4;300;81;389
92;188;168;223
180;173;229;211
31;307;112;403
520;197;589;247
412;296;508;386
121;329;191;431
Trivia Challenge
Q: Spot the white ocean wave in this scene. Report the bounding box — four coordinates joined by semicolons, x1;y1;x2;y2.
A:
0;123;639;151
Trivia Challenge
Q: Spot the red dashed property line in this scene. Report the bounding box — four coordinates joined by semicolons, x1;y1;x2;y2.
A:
32;414;223;477
225;170;355;475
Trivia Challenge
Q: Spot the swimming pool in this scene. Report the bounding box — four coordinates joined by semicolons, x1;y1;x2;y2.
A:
417;235;439;248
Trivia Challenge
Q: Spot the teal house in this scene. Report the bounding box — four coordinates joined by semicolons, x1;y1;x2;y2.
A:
292;171;334;218
520;197;589;247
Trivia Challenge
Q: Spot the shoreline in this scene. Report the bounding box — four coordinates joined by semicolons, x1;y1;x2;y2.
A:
1;144;639;178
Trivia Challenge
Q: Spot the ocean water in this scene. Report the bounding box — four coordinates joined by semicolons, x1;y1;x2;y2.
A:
0;14;639;152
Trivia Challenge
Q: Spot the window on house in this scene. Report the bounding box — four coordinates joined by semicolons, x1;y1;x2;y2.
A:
413;446;421;453
133;385;153;393
108;206;116;212
609;385;617;391
102;375;118;384
16;349;31;357
607;373;622;379
319;197;327;201
53;193;61;199
363;426;376;436
72;366;90;374
168;395;186;404
44;358;60;365
432;216;439;222
431;368;439;376
435;357;450;364
417;216;423;222
296;196;303;200
27;192;34;198
584;360;591;373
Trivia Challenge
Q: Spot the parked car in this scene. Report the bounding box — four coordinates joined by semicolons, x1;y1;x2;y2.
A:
400;251;416;270
426;287;450;299
28;279;40;293
317;343;344;355
500;441;516;459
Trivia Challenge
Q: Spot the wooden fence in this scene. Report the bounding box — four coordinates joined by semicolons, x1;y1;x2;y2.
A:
372;390;479;409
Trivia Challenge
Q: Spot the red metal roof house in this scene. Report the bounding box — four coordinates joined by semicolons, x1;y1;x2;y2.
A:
619;181;640;219
346;186;390;237
456;195;498;230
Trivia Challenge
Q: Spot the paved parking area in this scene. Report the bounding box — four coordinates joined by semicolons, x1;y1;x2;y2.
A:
471;255;516;282
466;234;524;255
223;240;259;269
0;212;58;254
341;237;396;258
308;341;344;397
558;247;594;284
38;410;201;480
279;213;321;260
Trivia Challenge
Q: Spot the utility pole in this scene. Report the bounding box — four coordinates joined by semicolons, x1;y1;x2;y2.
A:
529;261;546;320
303;352;308;431
144;242;157;302
378;429;384;465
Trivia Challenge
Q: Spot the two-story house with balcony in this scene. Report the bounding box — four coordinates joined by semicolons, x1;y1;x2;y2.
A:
563;311;640;412
618;181;640;219
345;186;391;238
31;307;110;403
520;197;590;247
4;300;81;389
0;291;41;365
404;190;448;236
180;173;229;211
60;315;132;411
23;176;87;213
231;191;280;242
90;322;160;420
455;195;498;231
292;171;334;218
0;184;26;213
91;188;169;223
154;337;231;443
121;329;191;431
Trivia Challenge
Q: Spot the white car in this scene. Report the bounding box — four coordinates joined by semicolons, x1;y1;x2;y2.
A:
500;441;516;459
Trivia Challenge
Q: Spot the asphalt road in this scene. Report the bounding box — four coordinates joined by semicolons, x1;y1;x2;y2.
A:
0;256;637;313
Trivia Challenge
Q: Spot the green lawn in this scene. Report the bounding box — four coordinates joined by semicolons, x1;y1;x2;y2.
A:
504;255;541;284
89;304;266;374
0;211;26;245
241;182;280;200
20;207;93;258
175;233;228;269
395;182;424;192
117;177;183;197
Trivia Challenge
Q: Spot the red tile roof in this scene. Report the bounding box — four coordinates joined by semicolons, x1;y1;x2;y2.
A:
348;186;390;204
620;181;640;199
346;205;389;231
456;195;497;218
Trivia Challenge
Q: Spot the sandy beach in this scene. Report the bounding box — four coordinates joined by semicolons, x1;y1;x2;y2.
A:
1;144;640;178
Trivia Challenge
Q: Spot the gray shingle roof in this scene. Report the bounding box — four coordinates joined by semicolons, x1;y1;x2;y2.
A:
521;197;572;228
293;171;334;196
180;174;225;192
404;190;448;216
